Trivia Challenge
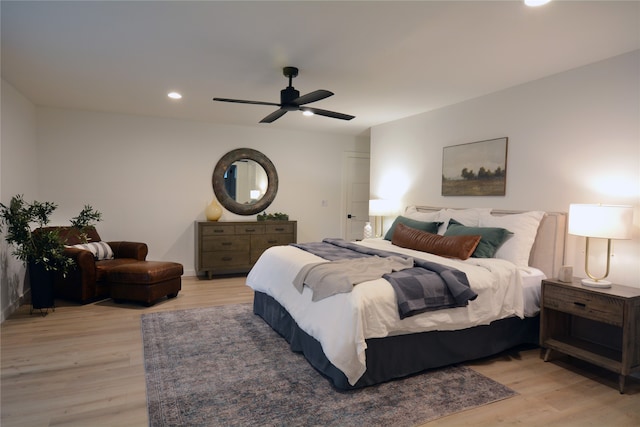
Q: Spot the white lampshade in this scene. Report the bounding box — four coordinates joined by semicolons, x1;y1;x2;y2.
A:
369;199;394;216
568;204;633;240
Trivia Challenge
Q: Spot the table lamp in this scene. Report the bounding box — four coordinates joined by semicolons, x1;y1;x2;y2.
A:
369;199;394;237
568;204;633;288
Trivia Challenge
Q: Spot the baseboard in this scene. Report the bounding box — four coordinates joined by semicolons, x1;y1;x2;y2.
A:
1;289;30;323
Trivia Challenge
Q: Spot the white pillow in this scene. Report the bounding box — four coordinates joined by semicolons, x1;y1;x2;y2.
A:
479;211;545;266
438;208;492;234
69;241;114;260
403;206;443;222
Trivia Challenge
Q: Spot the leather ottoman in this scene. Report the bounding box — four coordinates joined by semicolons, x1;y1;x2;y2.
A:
108;261;183;306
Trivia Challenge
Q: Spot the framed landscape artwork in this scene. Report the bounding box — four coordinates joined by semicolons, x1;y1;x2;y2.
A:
442;137;508;196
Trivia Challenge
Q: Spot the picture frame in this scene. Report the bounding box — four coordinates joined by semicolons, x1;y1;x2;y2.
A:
442;137;508;196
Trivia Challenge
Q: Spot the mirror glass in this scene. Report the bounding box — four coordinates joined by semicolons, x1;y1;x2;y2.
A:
212;148;278;215
223;160;269;205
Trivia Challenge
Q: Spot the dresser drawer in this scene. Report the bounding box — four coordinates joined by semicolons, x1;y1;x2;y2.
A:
250;236;294;263
251;234;293;250
200;251;250;269
265;223;294;234
201;235;250;252
544;284;624;326
235;224;265;235
200;223;236;236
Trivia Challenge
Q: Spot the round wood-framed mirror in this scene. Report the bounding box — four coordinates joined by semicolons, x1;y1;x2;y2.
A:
212;148;278;215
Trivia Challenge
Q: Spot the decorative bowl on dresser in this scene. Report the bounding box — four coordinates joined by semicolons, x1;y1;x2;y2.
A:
540;277;640;393
195;221;297;279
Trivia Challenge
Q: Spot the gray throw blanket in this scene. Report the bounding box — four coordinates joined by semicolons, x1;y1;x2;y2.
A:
293;256;414;301
293;239;478;319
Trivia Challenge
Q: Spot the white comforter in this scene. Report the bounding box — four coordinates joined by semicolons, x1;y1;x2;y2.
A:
246;238;527;386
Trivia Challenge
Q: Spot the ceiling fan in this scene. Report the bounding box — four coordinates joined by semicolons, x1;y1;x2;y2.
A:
213;66;355;123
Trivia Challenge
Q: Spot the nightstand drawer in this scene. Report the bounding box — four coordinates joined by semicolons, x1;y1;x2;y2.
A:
544;284;624;327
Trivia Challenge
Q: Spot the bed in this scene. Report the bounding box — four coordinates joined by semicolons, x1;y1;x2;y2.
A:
247;206;567;389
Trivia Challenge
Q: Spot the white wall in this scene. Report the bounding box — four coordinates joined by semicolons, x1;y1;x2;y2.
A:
1;80;40;321
35;108;368;276
370;51;640;287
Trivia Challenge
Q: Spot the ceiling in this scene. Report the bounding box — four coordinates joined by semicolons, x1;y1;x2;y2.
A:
2;1;638;137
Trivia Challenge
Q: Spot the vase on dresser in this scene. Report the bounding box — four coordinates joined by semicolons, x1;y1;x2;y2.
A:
205;199;223;221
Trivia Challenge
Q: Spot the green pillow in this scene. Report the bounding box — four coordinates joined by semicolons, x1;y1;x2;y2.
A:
384;216;442;240
444;219;512;258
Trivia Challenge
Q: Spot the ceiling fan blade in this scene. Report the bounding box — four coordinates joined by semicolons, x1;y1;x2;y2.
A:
213;97;280;107
260;109;288;123
293;90;334;106
302;107;355;121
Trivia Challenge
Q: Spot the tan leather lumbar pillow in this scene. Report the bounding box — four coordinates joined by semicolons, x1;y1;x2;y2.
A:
391;223;481;260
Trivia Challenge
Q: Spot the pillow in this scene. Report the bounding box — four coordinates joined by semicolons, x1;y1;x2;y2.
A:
479;211;545;266
392;223;481;260
403;206;443;222
384;216;442;240
437;208;493;234
69;241;114;260
444;219;512;258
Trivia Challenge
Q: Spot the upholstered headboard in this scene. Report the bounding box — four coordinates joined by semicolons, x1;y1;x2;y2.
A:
411;206;567;278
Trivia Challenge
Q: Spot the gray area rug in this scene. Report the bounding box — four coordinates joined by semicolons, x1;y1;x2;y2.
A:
142;303;517;426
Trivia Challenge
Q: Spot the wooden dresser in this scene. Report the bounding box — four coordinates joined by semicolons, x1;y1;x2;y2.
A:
195;220;297;278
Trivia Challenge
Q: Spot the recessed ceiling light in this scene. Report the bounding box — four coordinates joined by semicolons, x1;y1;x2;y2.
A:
168;92;182;99
525;0;551;6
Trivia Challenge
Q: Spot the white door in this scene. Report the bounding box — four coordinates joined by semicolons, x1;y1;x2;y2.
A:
343;152;370;241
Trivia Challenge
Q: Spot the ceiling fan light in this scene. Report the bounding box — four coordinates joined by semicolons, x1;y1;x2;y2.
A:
168;92;182;99
302;110;314;117
524;0;551;6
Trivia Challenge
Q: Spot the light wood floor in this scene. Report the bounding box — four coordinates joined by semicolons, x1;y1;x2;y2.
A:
2;276;639;426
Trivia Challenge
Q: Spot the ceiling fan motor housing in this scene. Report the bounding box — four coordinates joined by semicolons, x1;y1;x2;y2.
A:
281;87;301;110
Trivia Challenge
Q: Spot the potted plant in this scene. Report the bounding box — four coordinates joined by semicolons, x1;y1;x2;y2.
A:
257;212;289;221
0;194;101;313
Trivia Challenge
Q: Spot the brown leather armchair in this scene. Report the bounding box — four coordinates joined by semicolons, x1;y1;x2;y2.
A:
41;226;148;304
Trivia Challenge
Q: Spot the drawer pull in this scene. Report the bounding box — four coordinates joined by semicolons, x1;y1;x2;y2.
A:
267;240;278;244
573;302;586;308
245;228;256;232
222;256;232;261
221;242;232;246
275;227;285;231
214;229;224;233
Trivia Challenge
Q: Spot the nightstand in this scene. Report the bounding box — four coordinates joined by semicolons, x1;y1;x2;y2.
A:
540;278;640;393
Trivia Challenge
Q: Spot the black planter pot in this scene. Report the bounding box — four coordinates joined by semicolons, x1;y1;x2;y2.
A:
28;262;55;312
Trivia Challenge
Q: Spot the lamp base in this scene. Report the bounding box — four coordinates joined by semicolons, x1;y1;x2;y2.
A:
581;278;612;288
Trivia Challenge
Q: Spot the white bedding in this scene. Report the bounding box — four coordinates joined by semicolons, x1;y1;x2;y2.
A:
246;238;544;386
